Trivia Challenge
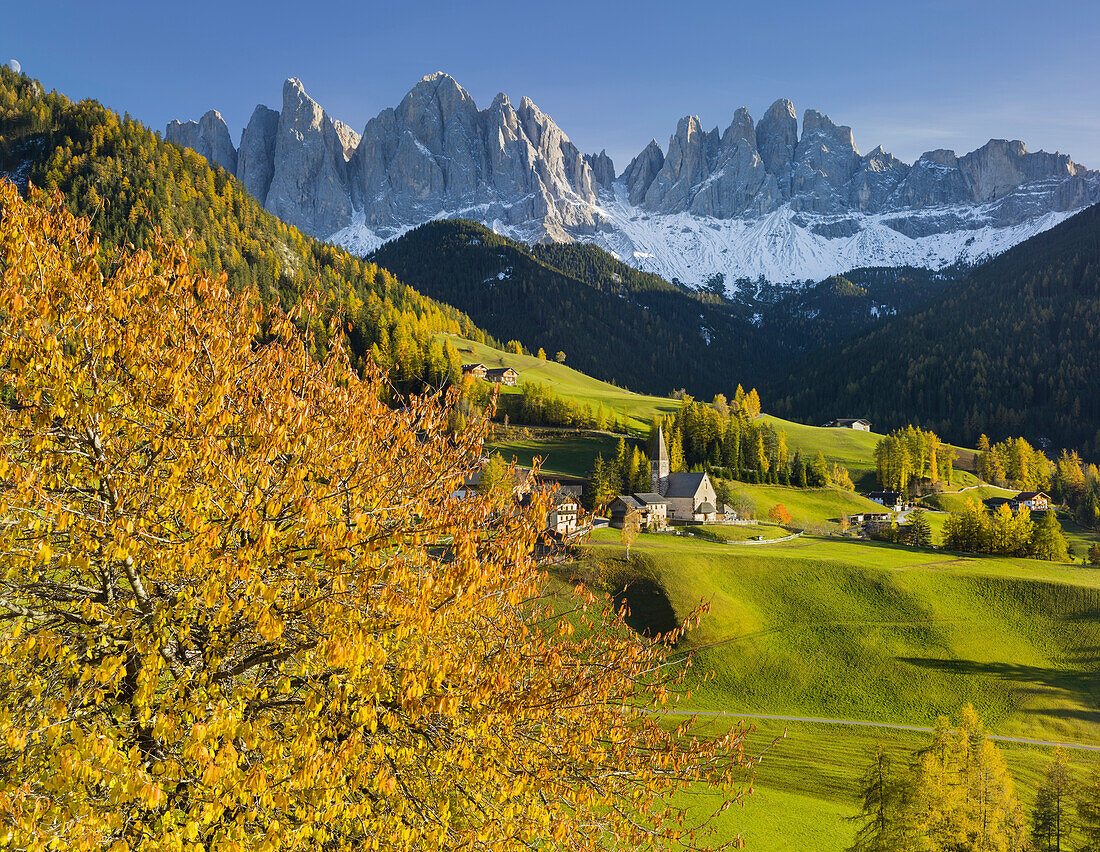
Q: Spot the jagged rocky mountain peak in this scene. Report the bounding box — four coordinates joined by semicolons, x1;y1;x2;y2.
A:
165;109;237;174
165;73;1100;285
585;150;616;190
622;139;665;205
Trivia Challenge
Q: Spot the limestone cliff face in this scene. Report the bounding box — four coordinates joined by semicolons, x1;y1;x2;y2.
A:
351;72;600;240
169;74;1099;278
622;140;664;205
165;110;237;174
262;78;353;237
236;105;280;205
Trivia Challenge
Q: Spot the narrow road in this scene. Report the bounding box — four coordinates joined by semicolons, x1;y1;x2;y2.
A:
659;710;1100;753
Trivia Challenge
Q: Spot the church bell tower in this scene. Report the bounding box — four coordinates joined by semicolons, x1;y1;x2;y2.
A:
651;424;670;494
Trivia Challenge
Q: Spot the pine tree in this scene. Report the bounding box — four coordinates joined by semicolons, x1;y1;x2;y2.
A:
907;511;933;548
809;451;830;487
793;449;808;488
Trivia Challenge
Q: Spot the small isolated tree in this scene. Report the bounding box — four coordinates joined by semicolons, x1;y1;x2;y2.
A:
536;347;547;359
1031;749;1072;852
769;504;793;525
839;514;850;532
846;746;904;852
621;509;642;558
554;350;567;363
906;511;933;548
1088;542;1100;566
0;185;757;851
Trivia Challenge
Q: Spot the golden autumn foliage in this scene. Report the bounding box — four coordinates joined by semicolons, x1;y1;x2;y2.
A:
0;182;755;851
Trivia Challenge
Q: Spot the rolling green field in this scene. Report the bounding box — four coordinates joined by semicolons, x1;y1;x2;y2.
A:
674;717;1081;852
441;334;680;433
570;529;1100;848
486;432;628;478
580;529;1100;742
683;523;790;542
567;528;1100;850
918;485;1016;513
718;481;885;527
757;415;980;491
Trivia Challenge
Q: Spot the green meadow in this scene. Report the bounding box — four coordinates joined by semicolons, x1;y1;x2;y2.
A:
440;334;680;433
566;528;1100;849
716;481;885;527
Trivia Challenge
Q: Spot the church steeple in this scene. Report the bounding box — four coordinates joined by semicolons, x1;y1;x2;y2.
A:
651;424;670;494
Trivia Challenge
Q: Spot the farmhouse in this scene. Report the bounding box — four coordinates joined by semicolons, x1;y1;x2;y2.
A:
1013;491;1050;511
847;509;891;525
864;491;904;511
461;363;488;380
546;490;580;536
609;494;668;530
825;418;872;431
485;366;519;386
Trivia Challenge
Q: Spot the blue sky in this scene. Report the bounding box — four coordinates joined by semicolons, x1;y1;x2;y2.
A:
4;0;1099;171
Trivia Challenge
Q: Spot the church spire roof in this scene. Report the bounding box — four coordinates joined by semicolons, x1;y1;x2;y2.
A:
655;424;669;463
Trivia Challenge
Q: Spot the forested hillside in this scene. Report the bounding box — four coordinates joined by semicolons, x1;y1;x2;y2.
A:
770;202;1100;456
370;222;964;400
0;66;491;395
370;220;776;398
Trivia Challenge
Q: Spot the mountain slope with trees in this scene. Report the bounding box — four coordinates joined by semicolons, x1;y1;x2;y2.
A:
370;219;774;397
769;202;1100;456
0;66;493;396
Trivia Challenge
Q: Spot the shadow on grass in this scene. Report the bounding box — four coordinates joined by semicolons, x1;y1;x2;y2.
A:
611;575;680;639
897;657;1100;722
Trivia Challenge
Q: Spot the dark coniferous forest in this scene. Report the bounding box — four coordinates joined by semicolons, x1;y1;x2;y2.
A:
769;202;1100;455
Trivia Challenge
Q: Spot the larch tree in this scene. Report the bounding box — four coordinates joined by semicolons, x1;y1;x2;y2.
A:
1030;750;1072;852
0;184;756;851
1030;510;1070;562
1078;762;1100;852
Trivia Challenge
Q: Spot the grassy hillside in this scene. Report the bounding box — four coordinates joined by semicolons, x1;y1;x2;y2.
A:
760;415;980;491
443;334;682;434
454;333;990;495
678;718;1070;852
570;529;1100;849
918;485;1016;513
486;433;624;478
579;530;1100;743
718;481;885;526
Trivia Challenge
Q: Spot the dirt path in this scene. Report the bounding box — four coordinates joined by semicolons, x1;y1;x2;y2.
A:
660;710;1100;753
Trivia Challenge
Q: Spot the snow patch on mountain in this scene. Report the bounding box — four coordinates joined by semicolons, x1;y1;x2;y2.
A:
330;187;1081;294
576;185;1080;291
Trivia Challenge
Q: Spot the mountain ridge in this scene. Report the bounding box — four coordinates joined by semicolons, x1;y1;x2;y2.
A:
167;72;1100;286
